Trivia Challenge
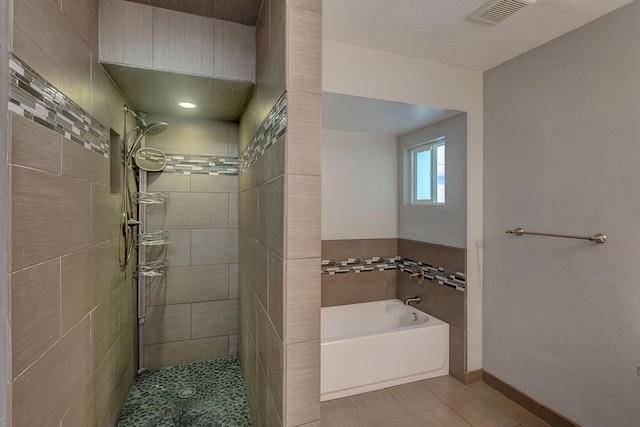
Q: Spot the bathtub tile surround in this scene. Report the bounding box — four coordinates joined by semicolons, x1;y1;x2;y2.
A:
322;270;398;307
145;115;240;369
321;238;398;306
321;256;465;291
8;54;110;158
321;238;467;383
321;256;401;274
397;239;466;383
398;259;466;291
321;238;466;306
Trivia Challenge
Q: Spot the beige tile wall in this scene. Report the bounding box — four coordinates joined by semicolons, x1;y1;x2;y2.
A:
238;0;323;425
321;239;398;307
9;117;134;427
144;115;239;368
7;0;138;424
237;0;287;423
397;239;467;383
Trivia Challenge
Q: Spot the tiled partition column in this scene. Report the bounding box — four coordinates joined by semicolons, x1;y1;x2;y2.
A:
6;0;137;425
144;115;239;369
238;0;322;425
237;0;287;422
283;0;323;425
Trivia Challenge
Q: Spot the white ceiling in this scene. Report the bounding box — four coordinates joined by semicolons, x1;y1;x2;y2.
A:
323;0;635;71
323;92;463;136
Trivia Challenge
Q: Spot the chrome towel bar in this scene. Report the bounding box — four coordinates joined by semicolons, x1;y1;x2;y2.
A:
506;227;607;244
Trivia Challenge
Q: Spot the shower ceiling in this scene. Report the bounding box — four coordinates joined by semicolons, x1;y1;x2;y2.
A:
103;63;253;122
125;0;262;26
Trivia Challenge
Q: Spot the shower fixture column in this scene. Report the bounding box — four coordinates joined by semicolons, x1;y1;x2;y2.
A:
121;106;170;373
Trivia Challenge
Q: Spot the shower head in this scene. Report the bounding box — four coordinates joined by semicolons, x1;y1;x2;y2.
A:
124;122;169;164
141;121;168;137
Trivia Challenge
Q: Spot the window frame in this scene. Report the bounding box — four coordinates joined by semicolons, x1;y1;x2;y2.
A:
408;136;445;205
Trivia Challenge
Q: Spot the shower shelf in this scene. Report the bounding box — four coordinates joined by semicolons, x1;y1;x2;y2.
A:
138;230;171;246
135;260;168;277
136;191;168;205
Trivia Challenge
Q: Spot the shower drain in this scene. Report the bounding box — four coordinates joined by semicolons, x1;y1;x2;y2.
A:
177;387;197;399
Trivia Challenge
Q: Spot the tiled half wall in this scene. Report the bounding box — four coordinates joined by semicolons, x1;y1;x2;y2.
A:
321;238;467;383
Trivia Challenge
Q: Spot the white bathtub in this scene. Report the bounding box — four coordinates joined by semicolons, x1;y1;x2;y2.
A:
321;299;449;401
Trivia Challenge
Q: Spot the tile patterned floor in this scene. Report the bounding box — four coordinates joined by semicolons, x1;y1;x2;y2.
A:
321;375;552;427
117;357;251;427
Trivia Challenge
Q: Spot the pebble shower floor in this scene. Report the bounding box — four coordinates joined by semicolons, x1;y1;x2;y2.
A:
117;357;252;427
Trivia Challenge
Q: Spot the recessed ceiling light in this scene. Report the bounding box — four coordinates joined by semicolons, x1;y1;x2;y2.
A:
178;102;197;109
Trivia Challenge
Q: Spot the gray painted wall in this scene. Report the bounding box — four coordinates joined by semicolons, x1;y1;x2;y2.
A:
483;2;640;425
398;113;467;248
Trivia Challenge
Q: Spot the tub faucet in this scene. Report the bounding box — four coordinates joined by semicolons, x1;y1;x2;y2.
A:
404;296;421;306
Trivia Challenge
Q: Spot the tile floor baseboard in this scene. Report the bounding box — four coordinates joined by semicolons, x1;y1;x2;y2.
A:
482;370;580;427
322;375;553;427
465;369;483;384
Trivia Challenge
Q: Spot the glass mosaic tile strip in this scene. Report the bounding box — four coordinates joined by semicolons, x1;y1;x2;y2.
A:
321;256;466;292
399;258;466;291
239;92;287;173
321;256;401;275
8;54;110;158
163;153;239;175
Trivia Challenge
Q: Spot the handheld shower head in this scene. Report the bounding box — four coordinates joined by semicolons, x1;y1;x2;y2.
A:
142;121;169;137
124;121;169;165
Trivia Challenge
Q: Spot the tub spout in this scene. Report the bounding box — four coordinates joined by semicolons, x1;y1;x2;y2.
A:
404;296;421;306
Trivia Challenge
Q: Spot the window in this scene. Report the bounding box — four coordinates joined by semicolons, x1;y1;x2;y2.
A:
409;137;445;204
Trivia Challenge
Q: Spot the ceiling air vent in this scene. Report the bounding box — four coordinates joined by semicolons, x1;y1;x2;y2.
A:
468;0;537;25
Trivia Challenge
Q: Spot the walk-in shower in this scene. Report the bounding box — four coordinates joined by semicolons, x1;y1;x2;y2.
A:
115;106;251;426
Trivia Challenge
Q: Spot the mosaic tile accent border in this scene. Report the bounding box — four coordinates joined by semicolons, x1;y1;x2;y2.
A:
7;54;110;158
321;256;401;274
399;257;466;292
163;153;239;175
321;256;466;292
239;92;287;173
